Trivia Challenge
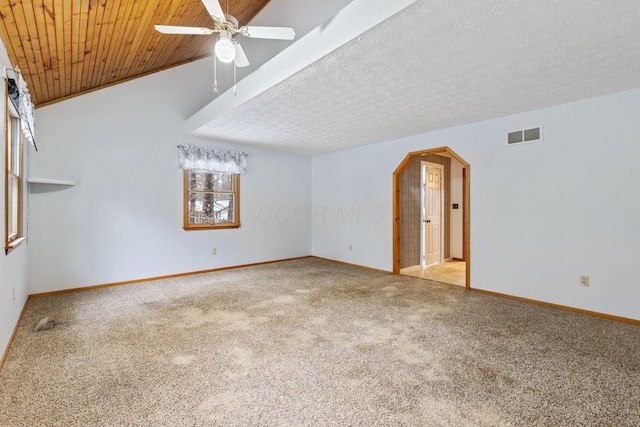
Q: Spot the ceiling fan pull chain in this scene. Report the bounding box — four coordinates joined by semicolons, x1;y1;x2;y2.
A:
233;61;237;97
213;42;218;93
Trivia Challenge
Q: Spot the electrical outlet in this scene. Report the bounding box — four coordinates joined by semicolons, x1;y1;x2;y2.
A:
12;288;15;302
580;275;589;287
348;244;352;251
211;248;217;255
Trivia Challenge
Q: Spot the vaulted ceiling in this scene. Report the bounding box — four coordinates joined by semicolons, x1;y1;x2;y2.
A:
0;0;270;107
2;0;640;156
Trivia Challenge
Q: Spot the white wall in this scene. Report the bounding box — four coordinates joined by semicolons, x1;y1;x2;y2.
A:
0;42;30;360
312;88;640;320
16;48;640;322
29;59;312;294
312;143;390;266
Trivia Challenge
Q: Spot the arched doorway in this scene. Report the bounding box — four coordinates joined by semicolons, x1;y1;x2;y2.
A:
392;147;470;288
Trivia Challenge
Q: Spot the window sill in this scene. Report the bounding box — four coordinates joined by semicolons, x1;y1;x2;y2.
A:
5;237;26;255
27;178;77;186
183;224;241;231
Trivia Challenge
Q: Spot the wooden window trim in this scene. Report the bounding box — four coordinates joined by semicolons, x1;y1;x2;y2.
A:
183;170;241;230
5;84;24;254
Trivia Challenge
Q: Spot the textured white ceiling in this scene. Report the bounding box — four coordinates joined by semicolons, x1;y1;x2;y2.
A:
190;0;640;155
206;0;354;97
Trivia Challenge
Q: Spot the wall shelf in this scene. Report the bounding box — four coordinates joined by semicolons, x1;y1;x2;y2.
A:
27;178;78;186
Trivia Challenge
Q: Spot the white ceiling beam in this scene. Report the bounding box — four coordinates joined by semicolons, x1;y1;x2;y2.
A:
185;0;417;136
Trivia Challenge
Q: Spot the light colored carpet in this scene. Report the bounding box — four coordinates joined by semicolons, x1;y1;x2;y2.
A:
1;258;639;426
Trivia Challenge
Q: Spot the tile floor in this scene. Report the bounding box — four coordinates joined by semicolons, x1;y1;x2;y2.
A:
400;261;466;287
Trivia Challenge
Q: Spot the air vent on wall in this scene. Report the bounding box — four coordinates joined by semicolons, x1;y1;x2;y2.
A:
507;127;542;145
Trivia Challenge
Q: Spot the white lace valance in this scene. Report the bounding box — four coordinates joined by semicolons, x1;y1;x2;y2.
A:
14;68;37;150
177;145;248;174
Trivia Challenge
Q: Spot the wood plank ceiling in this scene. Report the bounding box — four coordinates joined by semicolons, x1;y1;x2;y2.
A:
0;0;271;107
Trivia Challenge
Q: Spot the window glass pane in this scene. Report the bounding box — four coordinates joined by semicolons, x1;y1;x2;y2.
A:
188;192;215;224
7;116;12;168
10;117;20;174
8;174;18;238
188;171;214;191
214;193;234;223
188;171;235;192
187;192;236;225
212;173;234;192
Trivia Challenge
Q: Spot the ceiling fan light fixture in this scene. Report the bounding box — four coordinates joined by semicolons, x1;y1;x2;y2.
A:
215;33;236;63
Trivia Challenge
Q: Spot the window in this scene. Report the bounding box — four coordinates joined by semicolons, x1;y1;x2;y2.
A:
183;170;240;230
5;86;25;253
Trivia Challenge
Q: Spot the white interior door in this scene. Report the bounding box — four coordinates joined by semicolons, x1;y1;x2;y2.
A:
422;163;443;267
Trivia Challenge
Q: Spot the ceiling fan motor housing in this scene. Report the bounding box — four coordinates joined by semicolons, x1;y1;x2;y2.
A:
215;31;236;63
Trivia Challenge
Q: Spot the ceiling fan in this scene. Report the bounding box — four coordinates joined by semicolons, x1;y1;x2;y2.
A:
154;0;296;69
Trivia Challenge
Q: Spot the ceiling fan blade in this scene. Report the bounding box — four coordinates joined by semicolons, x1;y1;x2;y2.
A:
242;26;296;40
201;0;224;19
234;44;250;67
154;25;215;35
